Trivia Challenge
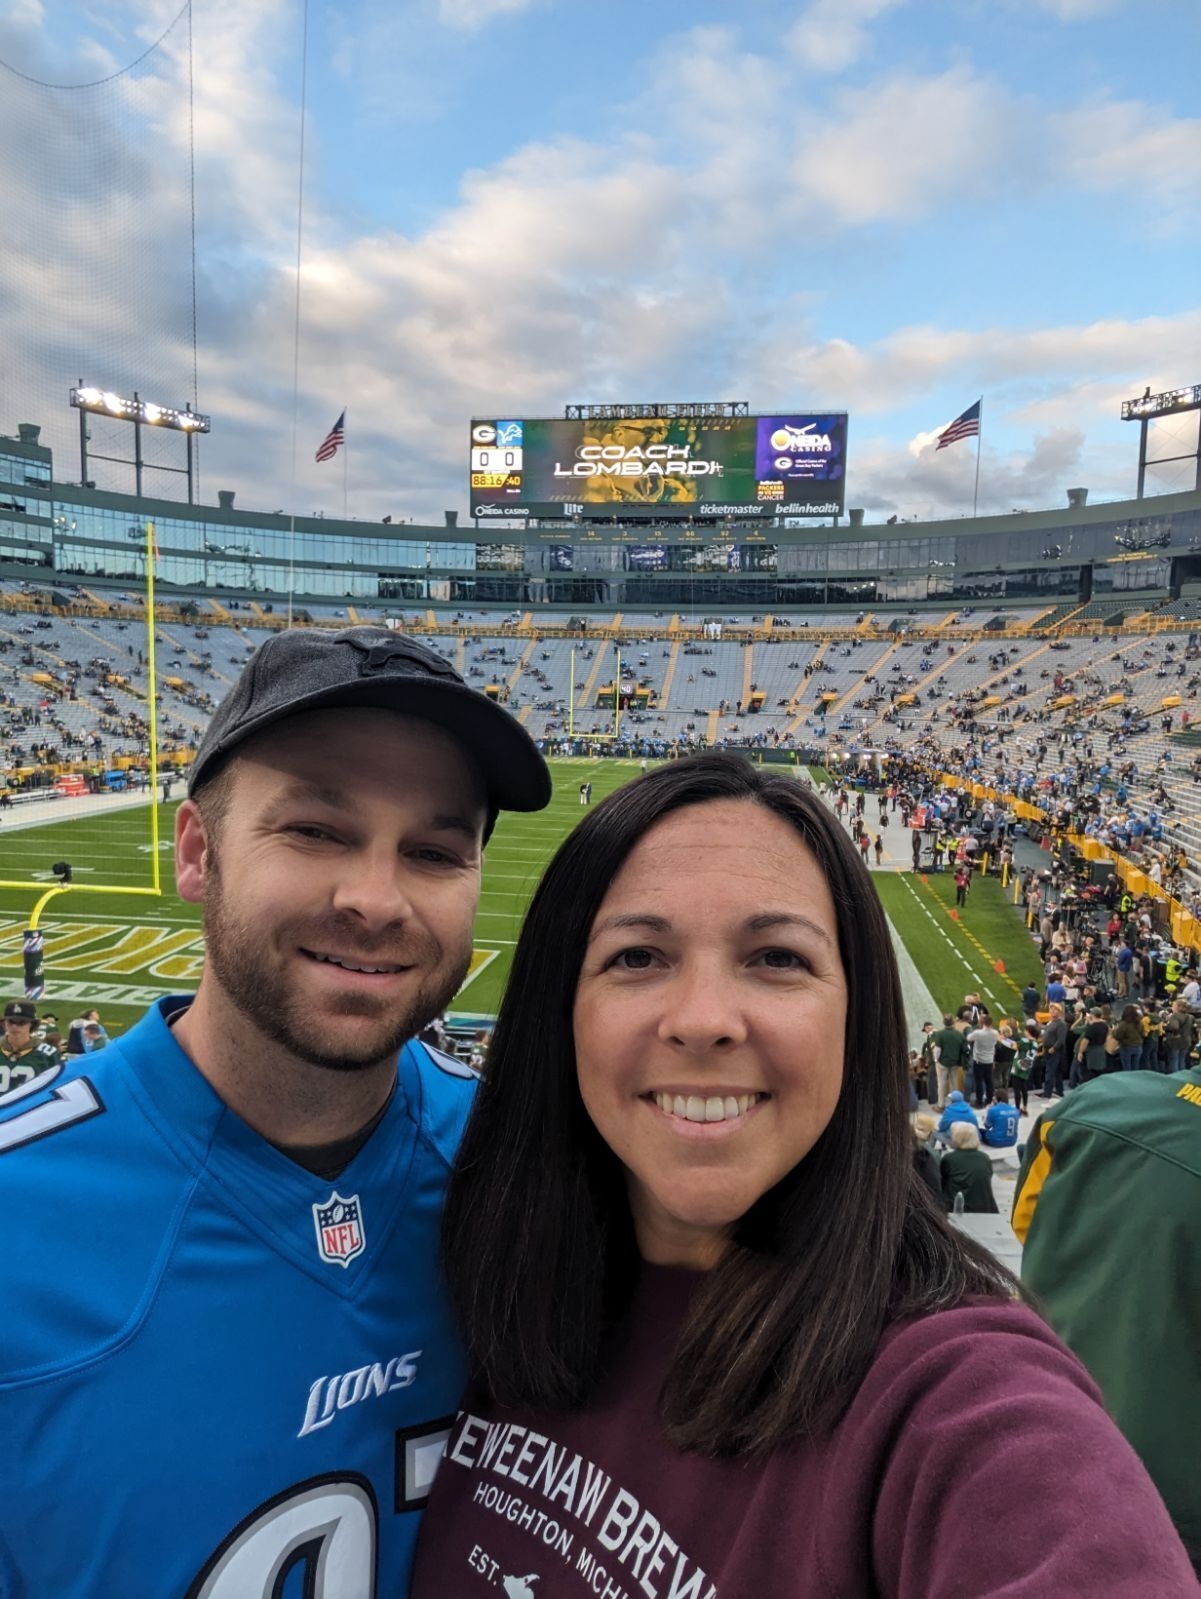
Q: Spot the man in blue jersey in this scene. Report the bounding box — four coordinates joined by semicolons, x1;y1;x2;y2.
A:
0;627;550;1599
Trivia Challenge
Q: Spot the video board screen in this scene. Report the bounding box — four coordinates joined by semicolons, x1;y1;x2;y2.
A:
469;414;847;521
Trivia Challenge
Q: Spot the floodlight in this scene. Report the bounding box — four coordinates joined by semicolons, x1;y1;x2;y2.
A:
1121;384;1201;422
70;384;211;502
71;386;211;434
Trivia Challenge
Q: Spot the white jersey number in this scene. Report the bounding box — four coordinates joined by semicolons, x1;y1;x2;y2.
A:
0;1073;103;1153
188;1476;377;1598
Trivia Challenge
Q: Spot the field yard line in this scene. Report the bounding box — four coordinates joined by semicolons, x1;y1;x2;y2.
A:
898;874;1005;1013
478;870;555;881
0;913;196;932
913;876;1025;1004
456;949;500;994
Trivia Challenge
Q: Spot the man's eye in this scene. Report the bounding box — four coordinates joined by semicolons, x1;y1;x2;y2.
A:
287;824;334;841
413;847;457;865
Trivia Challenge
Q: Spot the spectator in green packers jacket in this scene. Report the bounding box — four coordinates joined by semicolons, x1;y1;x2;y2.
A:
1014;1064;1201;1574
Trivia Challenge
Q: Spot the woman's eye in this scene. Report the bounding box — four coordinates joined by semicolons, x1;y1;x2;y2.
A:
611;948;657;971
759;948;806;970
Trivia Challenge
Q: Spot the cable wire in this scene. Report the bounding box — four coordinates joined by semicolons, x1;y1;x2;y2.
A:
0;1;190;89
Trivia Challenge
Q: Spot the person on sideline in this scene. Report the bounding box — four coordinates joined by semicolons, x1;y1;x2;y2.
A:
411;755;1195;1597
1112;1005;1145;1073
1039;1002;1068;1100
0;628;551;1597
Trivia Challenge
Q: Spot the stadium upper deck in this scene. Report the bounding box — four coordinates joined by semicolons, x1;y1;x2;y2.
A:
3;421;1200;613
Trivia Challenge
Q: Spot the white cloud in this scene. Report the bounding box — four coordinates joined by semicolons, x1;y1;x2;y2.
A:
850;426;1100;521
787;0;906;75
1053;96;1201;213
436;0;542;30
794;65;1020;226
745;311;1201;419
3;0;46;29
1023;0;1120;18
2;3;1198;526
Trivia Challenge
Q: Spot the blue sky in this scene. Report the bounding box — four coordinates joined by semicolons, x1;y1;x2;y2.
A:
1;0;1198;522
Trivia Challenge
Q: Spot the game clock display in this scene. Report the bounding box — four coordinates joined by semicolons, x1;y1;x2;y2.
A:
469;414;848;520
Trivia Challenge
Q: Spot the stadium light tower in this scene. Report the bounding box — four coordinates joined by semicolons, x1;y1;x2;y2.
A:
71;384;211;502
1121;383;1201;499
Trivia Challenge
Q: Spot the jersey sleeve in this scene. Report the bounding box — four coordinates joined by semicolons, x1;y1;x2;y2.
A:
1011;1111;1057;1243
400;1041;478;1171
850;1303;1198;1596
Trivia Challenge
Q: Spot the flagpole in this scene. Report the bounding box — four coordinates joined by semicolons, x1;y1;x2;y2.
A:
342;406;348;521
972;395;983;518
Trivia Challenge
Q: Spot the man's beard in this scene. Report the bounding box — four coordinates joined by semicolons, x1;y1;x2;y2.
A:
201;852;473;1073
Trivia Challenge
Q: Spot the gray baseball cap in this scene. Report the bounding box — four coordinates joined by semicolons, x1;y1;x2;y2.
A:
188;626;551;818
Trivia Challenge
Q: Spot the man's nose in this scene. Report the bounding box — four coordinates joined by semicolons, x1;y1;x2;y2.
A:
330;847;415;929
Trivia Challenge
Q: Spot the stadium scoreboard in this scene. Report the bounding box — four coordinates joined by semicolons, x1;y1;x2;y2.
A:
469;413;848;521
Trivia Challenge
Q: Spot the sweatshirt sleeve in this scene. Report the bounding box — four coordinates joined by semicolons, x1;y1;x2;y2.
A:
832;1302;1198;1596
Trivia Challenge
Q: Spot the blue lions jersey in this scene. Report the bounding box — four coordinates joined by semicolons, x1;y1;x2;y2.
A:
0;998;475;1599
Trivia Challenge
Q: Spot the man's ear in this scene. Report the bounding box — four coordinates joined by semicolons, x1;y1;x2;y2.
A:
175;799;210;905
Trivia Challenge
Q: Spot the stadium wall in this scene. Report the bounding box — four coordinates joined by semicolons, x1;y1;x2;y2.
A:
3;425;1200;613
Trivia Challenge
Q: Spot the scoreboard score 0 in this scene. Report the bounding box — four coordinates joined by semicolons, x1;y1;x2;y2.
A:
469;414;847;520
470;421;523;492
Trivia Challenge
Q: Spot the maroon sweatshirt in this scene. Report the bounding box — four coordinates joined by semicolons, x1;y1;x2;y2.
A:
412;1267;1197;1598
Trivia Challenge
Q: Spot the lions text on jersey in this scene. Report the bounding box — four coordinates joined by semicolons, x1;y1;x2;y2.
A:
0;998;475;1599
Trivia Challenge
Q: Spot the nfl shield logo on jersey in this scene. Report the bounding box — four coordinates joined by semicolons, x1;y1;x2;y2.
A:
312;1192;366;1268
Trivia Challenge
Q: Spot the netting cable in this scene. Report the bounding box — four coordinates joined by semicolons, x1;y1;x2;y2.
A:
187;0;200;501
0;1;190;89
287;0;311;627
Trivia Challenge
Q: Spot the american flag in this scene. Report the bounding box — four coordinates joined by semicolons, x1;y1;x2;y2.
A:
315;411;346;463
935;400;981;450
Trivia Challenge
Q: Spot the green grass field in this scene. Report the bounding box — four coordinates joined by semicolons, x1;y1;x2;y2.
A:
874;870;1041;1020
1;763;1043;1037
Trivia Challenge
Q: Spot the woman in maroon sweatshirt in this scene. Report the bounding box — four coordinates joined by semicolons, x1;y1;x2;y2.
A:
412;755;1196;1598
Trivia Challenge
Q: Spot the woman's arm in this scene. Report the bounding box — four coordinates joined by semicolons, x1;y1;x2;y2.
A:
824;1301;1197;1596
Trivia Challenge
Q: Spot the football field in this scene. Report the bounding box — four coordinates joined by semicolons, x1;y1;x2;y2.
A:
0;761;1037;1037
